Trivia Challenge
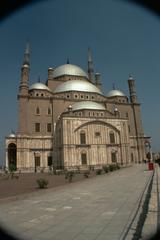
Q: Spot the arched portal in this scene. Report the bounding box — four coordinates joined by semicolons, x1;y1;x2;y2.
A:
8;143;17;170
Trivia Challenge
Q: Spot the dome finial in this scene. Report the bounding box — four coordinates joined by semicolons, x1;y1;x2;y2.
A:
11;129;15;134
38;76;41;83
112;82;116;90
129;73;133;80
67;57;70;64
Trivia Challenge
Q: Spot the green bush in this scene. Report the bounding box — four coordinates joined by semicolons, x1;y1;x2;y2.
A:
96;169;102;175
84;170;90;178
9;164;16;172
109;164;114;172
116;164;120;169
103;165;109;173
112;164;117;171
37;178;48;189
65;171;74;182
9;164;16;179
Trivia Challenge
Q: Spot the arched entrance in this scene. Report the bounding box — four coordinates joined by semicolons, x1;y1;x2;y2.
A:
8;143;17;170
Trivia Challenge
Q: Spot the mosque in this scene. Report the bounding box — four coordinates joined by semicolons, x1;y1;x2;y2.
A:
5;44;150;171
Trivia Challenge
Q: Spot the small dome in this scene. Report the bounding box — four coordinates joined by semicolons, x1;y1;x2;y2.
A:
22;64;29;68
53;64;88;79
106;89;125;97
29;83;51;91
9;133;16;138
54;79;102;94
70;101;106;111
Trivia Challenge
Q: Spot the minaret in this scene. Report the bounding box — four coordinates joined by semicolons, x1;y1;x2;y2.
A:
19;43;30;95
18;43;30;135
128;74;138;103
95;73;102;90
87;47;94;83
128;74;144;162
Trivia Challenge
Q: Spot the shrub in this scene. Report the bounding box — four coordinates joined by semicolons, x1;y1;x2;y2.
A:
112;164;117;171
9;164;16;172
84;170;90;178
37;178;48;189
109;164;114;172
116;164;120;169
9;164;16;179
103;165;109;173
65;171;74;182
76;166;80;174
96;169;102;175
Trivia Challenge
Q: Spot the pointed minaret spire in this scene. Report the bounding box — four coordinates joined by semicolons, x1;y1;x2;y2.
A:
87;47;94;83
23;42;30;66
19;43;30;95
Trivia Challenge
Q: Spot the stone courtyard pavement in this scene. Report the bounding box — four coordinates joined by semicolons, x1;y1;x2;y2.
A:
0;165;153;240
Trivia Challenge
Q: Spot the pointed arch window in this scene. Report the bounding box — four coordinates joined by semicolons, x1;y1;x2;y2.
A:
81;152;87;165
35;123;40;132
35;156;40;167
111;152;117;163
109;131;115;144
47;155;52;166
8;143;17;170
80;131;86;144
48;107;51;115
47;123;52;132
36;107;40;115
131;153;134;162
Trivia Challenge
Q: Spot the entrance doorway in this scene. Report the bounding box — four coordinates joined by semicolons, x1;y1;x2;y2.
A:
8;143;17;170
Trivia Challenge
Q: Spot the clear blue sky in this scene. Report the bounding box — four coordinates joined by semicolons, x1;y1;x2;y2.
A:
0;0;160;165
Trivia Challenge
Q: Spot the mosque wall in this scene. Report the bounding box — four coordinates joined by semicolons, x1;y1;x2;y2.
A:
55;115;131;169
6;136;53;171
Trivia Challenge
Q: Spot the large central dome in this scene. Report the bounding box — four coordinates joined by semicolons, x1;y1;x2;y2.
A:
54;79;102;94
53;64;88;79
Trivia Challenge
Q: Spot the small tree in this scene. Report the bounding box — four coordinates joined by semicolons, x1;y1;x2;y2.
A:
96;169;102;175
37;178;48;189
84;170;90;178
109;164;114;172
116;164;120;169
65;171;74;182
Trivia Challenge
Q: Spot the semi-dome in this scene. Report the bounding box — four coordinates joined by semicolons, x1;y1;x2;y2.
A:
53;64;88;79
70;101;106;111
106;89;125;97
29;83;51;91
54;79;102;94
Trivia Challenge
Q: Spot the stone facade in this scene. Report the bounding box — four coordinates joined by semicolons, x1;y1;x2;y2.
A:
5;45;149;171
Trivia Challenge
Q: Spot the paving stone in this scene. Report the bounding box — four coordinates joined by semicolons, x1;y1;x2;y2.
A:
0;165;154;240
